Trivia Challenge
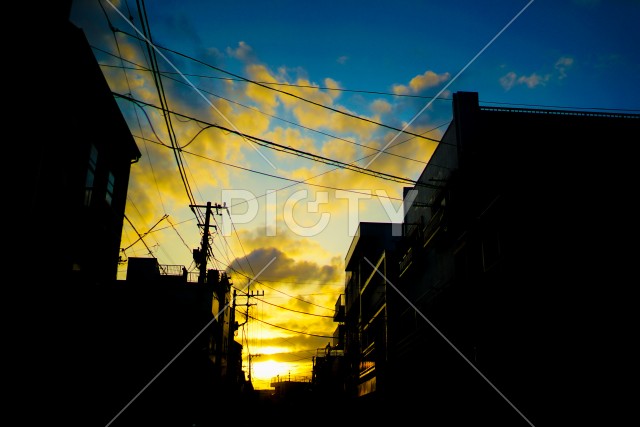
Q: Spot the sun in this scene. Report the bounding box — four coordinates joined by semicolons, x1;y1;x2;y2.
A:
251;360;289;383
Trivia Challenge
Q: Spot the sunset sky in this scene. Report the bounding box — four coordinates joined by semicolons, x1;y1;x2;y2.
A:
69;0;639;390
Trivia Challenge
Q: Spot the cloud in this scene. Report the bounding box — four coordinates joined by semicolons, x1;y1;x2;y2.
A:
263;126;317;159
323;77;342;94
500;71;550;90
227;247;343;321
228;247;340;284
226;41;255;62
499;71;517;91
500;56;573;90
555;56;574;79
226;227;340;267
337;55;348;64
371;99;392;114
289;101;381;141
205;47;224;61
392;70;450;95
243;64;280;114
517;72;549;88
227;244;343;387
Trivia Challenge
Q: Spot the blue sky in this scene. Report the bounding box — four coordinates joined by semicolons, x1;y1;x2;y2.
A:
70;0;639;389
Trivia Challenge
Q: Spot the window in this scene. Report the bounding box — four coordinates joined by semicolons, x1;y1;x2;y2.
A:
84;144;98;206
105;171;115;206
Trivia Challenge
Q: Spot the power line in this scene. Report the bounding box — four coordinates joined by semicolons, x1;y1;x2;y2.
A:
217;260;335;312
107;29;442;143
97;59;640;113
130;0;204;228
114;92;442;188
133;133;408;201
257;279;343;286
96;58;431;165
247;314;333;338
225;209;256;277
253;297;334;318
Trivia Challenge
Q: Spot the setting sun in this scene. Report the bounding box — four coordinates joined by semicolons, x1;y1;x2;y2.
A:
251;360;290;384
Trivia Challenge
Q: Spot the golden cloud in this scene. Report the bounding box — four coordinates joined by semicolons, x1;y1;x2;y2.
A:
392;70;450;95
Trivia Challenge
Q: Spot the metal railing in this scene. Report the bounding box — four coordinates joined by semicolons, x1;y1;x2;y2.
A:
270;375;312;385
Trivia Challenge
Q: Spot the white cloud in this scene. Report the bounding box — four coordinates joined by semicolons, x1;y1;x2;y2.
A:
499;71;517;91
555;56;574;79
500;56;573;90
500;71;550;90
517;72;550;88
337;55;348;64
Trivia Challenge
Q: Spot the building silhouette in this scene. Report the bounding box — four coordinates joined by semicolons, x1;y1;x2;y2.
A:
16;3;245;426
341;222;401;401
111;257;244;427
331;91;640;425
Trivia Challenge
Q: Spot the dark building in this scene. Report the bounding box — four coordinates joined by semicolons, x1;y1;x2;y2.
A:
14;3;144;426
338;92;639;425
14;4;246;426
341;222;402;401
28;7;141;286
99;258;244;427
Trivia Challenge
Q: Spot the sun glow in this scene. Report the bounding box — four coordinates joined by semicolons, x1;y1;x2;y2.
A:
251;360;290;383
254;346;287;355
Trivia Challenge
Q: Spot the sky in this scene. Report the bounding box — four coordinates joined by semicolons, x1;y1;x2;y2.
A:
69;0;640;390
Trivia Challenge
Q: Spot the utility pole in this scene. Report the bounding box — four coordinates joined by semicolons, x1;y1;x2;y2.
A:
190;202;226;284
234;278;264;386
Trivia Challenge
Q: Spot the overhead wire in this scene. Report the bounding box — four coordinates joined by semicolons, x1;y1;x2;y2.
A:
253;297;334;318
132;133;408;202
247;314;333;339
118;1;169;214
95;56;429;165
124;0;241;273
97;6;278;278
134;0;203;228
98;60;640;113
113;92;442;188
224;210;256;277
215;259;335;313
99;0;174;262
98;1;442;331
108;29;442;143
102;0;232;275
167;216;193;254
